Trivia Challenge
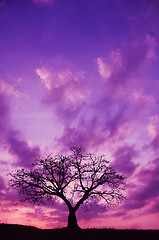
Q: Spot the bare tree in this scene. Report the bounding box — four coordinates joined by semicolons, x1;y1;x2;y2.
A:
9;146;126;229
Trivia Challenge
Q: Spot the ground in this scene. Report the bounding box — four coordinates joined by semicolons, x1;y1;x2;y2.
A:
0;224;159;240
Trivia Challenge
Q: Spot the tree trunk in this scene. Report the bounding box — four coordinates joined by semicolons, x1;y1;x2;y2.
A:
67;209;80;230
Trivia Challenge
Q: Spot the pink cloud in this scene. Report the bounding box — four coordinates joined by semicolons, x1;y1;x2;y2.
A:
36;67;52;90
0;79;20;97
36;66;92;149
97;49;122;80
145;116;159;152
97;57;112;80
147;115;159;138
96;35;157;93
36;34;156;153
37;66;90;104
132;89;154;113
52;74;152;151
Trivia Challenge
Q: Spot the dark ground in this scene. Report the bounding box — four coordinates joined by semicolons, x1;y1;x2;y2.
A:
0;224;159;240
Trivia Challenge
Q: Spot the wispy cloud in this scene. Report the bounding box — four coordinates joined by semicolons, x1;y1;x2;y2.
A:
147;115;159;138
0;79;21;97
97;49;122;81
112;145;139;177
37;66;90;104
0;80;40;167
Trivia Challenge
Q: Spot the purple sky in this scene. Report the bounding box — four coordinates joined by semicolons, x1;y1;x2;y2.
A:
0;0;159;229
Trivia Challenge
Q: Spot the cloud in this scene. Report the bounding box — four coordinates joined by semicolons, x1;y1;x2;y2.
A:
97;49;122;81
56;117;106;150
77;203;105;221
129;0;159;44
36;66;92;148
124;199;147;211
121;158;159;213
0;0;159;229
0;79;21;134
112;145;139;177
34;27;159;227
147;198;159;214
132;89;154;112
36;51;154;150
6;130;40;167
0;93;10;135
0;176;5;191
146;115;159;151
97;57;112;80
36;67;52;90
37;66;90;104
147;115;159;138
150;135;159;151
56;87;145;151
145;35;157;59
97;35;157;92
0;79;20;97
35;28;156;152
0;79;40;167
136;158;159;201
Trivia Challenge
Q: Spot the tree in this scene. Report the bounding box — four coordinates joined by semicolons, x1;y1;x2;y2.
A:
9;146;126;230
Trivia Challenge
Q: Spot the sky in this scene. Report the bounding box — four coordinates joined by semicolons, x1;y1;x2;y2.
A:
0;0;159;230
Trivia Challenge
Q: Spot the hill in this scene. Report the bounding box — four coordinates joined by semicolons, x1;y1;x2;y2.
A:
0;223;159;240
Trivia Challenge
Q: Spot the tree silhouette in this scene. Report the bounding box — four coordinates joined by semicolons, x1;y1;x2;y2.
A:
9;146;126;229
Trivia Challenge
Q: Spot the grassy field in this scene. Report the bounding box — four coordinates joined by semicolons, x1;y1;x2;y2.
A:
0;224;159;240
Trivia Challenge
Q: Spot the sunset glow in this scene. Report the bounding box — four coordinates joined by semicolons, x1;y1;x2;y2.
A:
0;0;159;229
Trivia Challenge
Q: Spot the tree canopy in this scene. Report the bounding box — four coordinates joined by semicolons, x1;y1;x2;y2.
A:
9;146;126;229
